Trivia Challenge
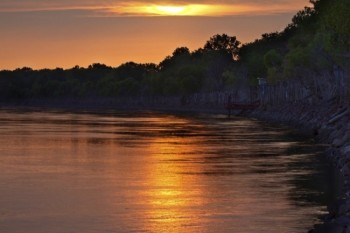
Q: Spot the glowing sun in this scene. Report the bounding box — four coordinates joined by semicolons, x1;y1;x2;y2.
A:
153;6;186;15
109;2;306;17
117;4;213;16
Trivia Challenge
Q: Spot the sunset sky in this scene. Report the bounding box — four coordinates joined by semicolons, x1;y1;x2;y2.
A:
0;0;311;70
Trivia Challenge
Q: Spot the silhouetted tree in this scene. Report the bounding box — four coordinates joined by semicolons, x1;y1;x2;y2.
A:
172;47;190;57
204;34;241;59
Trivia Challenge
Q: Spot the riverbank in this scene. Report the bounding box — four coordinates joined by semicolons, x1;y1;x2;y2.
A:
244;101;350;233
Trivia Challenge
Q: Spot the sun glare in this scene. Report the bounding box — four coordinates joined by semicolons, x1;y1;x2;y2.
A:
117;4;212;16
154;6;185;15
112;2;306;17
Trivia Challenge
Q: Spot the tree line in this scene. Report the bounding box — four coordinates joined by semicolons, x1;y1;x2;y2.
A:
0;0;349;101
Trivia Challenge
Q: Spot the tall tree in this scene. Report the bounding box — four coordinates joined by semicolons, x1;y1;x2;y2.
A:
204;34;241;59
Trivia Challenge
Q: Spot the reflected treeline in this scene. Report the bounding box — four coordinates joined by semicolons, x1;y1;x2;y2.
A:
3;108;341;211
0;109;340;232
97;111;342;210
284;144;343;208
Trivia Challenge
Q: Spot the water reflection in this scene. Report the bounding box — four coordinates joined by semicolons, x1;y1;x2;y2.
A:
142;137;206;232
0;110;341;233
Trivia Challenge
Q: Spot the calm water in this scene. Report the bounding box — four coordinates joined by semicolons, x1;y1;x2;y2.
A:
0;110;341;233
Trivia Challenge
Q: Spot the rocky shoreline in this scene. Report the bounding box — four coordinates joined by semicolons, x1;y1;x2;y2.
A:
245;102;350;233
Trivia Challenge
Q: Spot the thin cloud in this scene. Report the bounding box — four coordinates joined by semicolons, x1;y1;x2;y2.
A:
0;4;107;13
108;2;308;16
0;0;310;16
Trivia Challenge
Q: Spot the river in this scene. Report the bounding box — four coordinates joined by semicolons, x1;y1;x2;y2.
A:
0;110;342;233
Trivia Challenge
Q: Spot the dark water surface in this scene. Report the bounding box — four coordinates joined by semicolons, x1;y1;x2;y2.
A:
0;110;342;233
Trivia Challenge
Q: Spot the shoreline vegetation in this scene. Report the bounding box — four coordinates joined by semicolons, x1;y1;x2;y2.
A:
1;0;349;232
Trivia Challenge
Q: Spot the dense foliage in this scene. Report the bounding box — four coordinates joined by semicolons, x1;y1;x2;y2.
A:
1;0;348;101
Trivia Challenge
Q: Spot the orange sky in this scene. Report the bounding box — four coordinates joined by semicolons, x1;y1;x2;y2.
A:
0;0;311;70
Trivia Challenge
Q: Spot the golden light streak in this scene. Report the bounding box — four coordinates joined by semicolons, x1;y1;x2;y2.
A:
140;124;206;231
0;2;312;16
109;3;309;16
115;4;209;16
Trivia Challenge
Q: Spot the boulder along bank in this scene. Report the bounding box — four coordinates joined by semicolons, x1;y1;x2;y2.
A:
242;101;350;233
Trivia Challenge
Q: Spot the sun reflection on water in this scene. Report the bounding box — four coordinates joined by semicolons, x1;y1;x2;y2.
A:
0;111;340;233
141;136;206;231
